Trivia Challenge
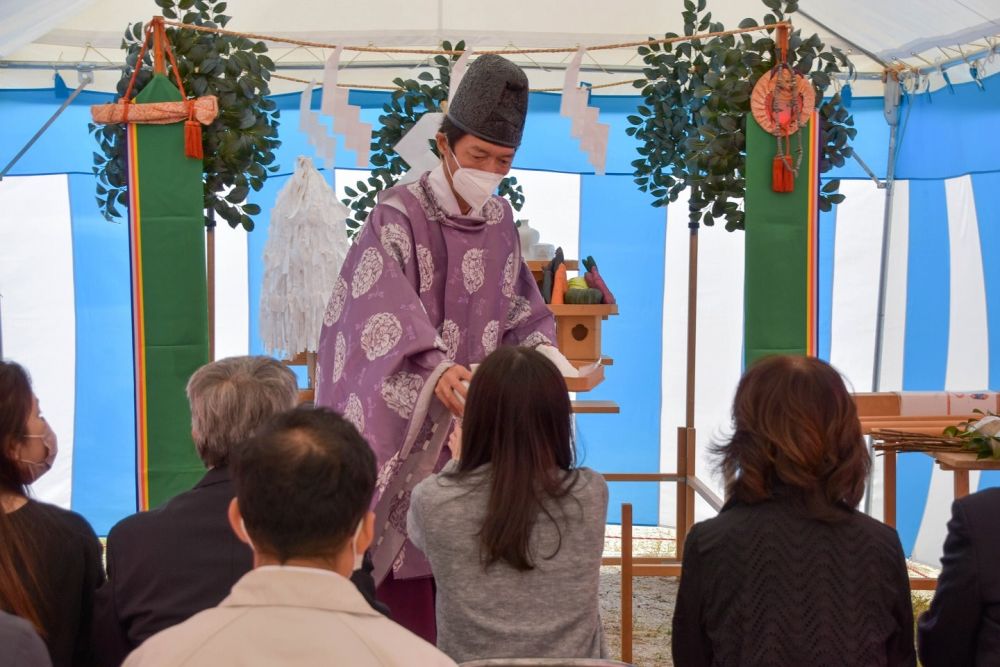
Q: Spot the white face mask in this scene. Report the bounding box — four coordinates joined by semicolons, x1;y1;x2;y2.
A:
445;147;505;214
19;419;58;484
349;517;366;572
240;518;257;553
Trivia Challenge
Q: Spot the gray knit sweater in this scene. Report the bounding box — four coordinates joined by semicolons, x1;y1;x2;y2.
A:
407;461;609;663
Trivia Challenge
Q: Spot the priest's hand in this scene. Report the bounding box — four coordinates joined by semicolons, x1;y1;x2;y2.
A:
436;364;472;417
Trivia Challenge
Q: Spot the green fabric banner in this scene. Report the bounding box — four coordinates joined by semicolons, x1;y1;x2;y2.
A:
129;73;209;509
743;115;818;368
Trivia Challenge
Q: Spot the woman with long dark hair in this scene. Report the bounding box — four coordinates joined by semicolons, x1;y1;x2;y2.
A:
0;361;104;666
407;346;608;662
672;355;915;666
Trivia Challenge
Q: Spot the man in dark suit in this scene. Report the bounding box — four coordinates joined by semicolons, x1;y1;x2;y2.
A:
94;356;385;666
918;486;1000;666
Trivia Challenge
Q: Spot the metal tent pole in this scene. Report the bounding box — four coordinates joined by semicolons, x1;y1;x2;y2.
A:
865;74;902;516
871;74;902;394
0;70;94;180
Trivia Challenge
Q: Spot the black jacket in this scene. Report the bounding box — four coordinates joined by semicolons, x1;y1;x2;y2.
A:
93;467;386;666
918;487;1000;666
672;496;916;667
6;501;104;667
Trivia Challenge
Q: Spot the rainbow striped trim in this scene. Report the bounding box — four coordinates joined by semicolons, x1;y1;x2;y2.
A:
805;111;820;357
126;123;151;510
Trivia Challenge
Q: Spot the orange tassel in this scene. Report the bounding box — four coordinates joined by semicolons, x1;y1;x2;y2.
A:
772;156;794;193
782;164;795;192
185;120;203;160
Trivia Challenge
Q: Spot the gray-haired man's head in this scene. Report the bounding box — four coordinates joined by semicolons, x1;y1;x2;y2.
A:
186;356;298;468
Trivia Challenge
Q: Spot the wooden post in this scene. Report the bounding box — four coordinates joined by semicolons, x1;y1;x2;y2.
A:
775;23;790;64
206;223;215;360
151;17;166;75
676;427;689;560
685;427;697;531
677;221;700;558
883;449;896;527
621;502;633;665
685;226;698;429
306;351;317;388
954;469;970;499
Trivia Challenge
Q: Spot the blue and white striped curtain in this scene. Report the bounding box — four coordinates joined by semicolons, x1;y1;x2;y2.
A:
2;74;999;569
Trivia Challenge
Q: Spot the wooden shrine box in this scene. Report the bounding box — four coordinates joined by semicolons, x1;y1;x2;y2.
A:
550;304;618;363
527;259;619;366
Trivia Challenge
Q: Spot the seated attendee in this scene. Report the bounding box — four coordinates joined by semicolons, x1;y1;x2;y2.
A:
0;610;51;667
95;356;384;665
672;355;916;667
0;361;104;667
407;346;609;663
918;487;1000;666
124;406;456;666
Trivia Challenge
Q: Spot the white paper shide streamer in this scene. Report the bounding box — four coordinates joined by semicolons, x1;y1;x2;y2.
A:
395;112;443;184
561;48;609;174
320;47;373;168
260;156;351;357
299;79;335;168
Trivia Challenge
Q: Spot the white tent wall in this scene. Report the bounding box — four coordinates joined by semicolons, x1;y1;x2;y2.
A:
829;180;885;393
910;175;991;566
213;221;251;360
0;175;77;508
658;192;745;526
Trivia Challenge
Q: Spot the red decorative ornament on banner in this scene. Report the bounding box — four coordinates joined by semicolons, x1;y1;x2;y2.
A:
750;25;815;193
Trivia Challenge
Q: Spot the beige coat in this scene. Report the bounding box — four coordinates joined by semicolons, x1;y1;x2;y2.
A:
123;566;456;667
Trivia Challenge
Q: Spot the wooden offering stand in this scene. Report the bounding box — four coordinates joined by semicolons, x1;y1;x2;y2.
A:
526;259;619;413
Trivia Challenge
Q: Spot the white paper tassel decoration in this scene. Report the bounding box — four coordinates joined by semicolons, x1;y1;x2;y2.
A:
260;156;351;358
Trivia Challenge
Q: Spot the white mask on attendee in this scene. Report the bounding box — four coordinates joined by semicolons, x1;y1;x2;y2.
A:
18;419;58;484
239;518;258;553
445;147;505;214
349;517;366;572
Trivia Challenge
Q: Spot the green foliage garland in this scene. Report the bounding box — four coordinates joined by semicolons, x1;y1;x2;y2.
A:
628;0;856;231
341;40;524;234
90;0;280;230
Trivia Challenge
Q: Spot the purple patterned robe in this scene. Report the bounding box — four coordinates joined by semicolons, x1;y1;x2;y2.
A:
315;171;556;584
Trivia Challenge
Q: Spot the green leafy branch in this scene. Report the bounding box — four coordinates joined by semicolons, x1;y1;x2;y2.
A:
944;410;1000;460
628;0;856;231
91;0;280;230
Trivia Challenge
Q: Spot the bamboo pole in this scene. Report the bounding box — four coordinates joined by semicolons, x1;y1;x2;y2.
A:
685;225;699;430
620;502;633;665
676;217;700;559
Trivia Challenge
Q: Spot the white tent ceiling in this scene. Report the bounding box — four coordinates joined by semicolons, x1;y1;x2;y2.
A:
2;0;999;95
